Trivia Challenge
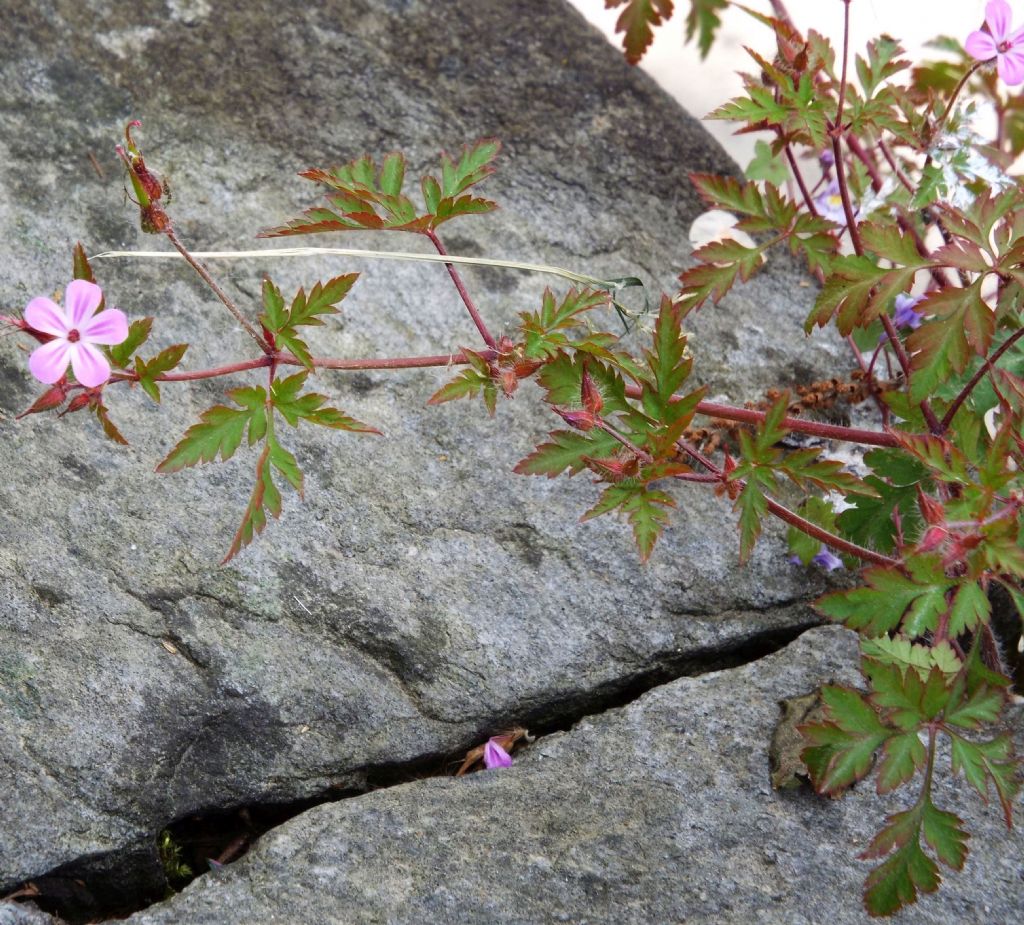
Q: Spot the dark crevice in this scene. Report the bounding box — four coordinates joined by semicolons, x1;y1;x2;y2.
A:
4;619;817;924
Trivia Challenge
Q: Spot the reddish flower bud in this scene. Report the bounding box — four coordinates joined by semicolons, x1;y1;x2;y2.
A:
499;367;518;398
59;392;95;417
555;407;597;431
580;366;603;416
512;356;542;379
916;487;945;526
17;384;67;419
917;525;947;553
117;122;171;235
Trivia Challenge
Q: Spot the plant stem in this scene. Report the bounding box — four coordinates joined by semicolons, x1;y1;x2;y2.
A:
165;228;272;354
941;325;1024;428
673;434;898;567
98;351;474;387
762;495;898;566
785;143;818;215
426;230;497;349
595;419;653;463
622;385;899;447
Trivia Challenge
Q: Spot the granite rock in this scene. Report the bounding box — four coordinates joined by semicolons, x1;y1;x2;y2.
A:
107;628;1024;924
0;0;851;903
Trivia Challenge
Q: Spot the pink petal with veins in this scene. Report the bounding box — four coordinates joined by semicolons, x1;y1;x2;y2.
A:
64;279;103;327
999;46;1024;83
986;0;1013;42
1009;24;1024;45
70;342;112;388
24;297;69;337
966;30;998;60
81;308;128;345
29;339;72;384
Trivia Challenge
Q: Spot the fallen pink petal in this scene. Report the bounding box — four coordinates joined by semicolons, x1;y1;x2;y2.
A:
483;738;513;770
25;280;129;388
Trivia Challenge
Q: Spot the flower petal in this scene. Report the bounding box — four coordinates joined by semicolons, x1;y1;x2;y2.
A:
986;0;1013;42
483;739;513;770
64;279;103;328
24;297;69;337
69;342;112;388
81;308;129;345
999;47;1024;83
28;339;72;384
965;30;998;60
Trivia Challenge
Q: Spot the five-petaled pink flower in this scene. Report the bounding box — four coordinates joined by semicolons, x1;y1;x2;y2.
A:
25;281;128;388
966;0;1024;85
483;737;513;770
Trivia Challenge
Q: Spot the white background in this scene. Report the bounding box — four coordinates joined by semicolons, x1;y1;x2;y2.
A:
567;1;993;165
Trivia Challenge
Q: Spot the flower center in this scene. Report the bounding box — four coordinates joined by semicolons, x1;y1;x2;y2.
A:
67;329;80;343
999;39;1015;53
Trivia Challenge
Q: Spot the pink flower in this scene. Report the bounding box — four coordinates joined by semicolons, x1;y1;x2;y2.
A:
25;281;128;388
966;0;1024;84
483;737;513;770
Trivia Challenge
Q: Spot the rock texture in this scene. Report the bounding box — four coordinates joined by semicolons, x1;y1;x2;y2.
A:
11;627;1017;925
2;0;855;910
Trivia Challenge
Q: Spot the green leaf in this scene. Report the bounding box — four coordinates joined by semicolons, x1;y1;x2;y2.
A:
877;731;926;794
816;566;951;636
222;443;276;565
907;284;995;402
581;482;675;561
735;479;768;563
862;809;941;917
860;636;961;678
640;295;693;423
108;317;153;369
745;139;788;185
514;429;621;478
94;402;128;445
606;0;674;64
270;371;380;434
427;349;499;416
72;242;97;284
519;288;611;360
262;141;500;237
135;343;188;403
949;733;1019;826
836;471;925;554
801;685;891;793
948;582;990;636
260;274;357;370
156;386;267;472
685;0;727;58
220;417;305;564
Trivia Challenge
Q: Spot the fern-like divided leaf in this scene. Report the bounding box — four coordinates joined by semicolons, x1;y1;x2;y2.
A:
260;140;500;238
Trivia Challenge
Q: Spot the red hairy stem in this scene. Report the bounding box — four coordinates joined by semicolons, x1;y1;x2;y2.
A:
941;325;1024;428
426;229;497;349
784;143;818;216
165;228;273;354
763;495;899;567
672;436;898;567
94;351;475;388
594;419;654;463
621;384;899;447
831;2;943;435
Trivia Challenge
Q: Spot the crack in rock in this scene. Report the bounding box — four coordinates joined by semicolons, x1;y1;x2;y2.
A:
3;624;816;924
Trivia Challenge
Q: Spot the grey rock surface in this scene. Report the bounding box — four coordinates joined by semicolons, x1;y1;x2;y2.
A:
1;0;851;904
103;627;1023;924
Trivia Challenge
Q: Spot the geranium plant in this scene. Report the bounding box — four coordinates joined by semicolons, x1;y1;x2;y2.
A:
4;0;1023;917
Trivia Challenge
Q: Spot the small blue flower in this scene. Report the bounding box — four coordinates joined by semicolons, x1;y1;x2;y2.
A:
812;549;844;571
892;293;923;330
